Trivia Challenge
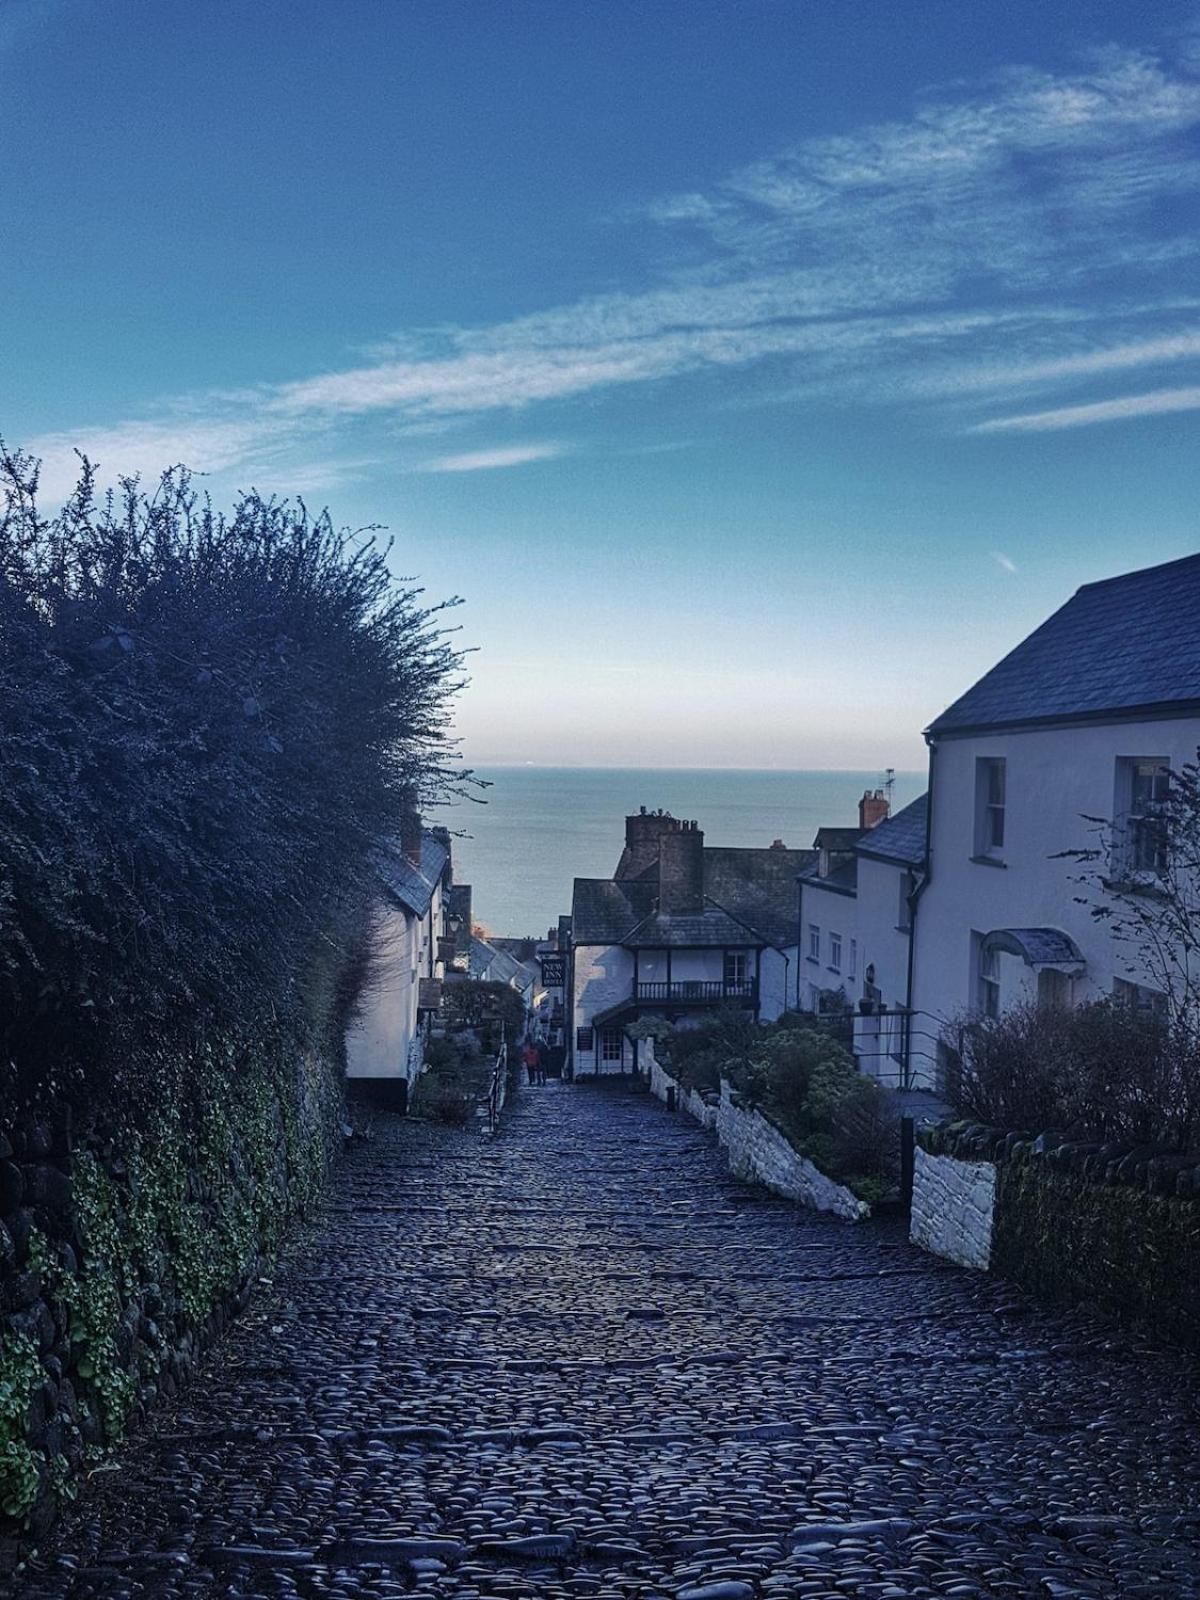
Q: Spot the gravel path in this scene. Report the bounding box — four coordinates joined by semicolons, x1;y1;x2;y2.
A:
19;1080;1200;1599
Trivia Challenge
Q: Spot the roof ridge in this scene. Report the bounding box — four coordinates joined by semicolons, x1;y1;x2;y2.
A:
1076;549;1200;594
701;893;779;950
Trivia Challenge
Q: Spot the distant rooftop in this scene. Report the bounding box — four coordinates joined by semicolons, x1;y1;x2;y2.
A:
929;553;1200;737
855;793;928;867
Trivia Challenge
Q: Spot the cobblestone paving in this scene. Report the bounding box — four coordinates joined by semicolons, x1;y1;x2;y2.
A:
20;1082;1200;1600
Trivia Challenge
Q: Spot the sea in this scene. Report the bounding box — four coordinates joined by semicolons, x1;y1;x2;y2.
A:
432;767;925;939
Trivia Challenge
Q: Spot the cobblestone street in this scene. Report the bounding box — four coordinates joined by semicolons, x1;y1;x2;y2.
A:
21;1082;1200;1600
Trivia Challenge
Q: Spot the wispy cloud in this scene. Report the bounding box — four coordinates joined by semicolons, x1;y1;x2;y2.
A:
21;25;1200;492
973;384;1200;433
416;442;567;473
991;551;1019;573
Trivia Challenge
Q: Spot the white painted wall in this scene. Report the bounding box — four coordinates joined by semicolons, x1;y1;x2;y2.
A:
851;855;917;1087
913;714;1200;1088
572;943;635;1075
798;879;859;1014
346;900;420;1082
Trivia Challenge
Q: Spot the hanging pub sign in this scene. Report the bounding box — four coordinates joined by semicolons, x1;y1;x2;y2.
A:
539;953;565;987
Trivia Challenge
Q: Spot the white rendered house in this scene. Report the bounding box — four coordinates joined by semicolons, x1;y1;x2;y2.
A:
910;553;1200;1091
345;822;451;1109
569;810;812;1077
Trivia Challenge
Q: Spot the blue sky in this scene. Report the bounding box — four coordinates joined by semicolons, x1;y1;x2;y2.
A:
4;0;1200;769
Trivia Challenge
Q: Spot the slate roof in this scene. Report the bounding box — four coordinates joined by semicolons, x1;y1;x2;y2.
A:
929;553;1200;736
571;877;657;944
376;834;449;920
698;846;815;949
572;842;814;951
797;856;858;896
855;794;929;867
623;904;768;949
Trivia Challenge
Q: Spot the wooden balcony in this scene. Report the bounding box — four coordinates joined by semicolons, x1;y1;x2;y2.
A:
635;980;757;1006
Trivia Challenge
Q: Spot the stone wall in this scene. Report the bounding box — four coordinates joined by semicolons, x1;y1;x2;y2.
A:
646;1049;718;1131
910;1121;1200;1349
909;1147;996;1269
0;1045;342;1564
715;1082;869;1222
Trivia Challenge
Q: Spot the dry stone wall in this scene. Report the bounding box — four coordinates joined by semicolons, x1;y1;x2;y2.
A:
910;1121;1200;1349
909;1148;995;1269
715;1082;869;1222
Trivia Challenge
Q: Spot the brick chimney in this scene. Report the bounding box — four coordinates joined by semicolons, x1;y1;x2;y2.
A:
859;789;889;831
658;820;705;916
617;806;682;879
401;802;423;868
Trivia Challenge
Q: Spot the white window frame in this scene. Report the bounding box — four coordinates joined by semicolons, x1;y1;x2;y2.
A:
974;757;1006;860
829;933;842;972
600;1027;624;1063
723;950;748;985
848;938;857;980
1113;977;1167;1019
976;935;1000;1019
808;923;820;962
1114;758;1169;881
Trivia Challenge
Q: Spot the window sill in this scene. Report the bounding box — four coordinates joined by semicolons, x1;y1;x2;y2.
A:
1102;875;1168;900
806;956;820;966
827;966;841;975
895;924;912;934
970;854;1007;869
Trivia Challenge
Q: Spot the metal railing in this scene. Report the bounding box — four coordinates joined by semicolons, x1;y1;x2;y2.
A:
636;980;758;1004
485;1038;508;1135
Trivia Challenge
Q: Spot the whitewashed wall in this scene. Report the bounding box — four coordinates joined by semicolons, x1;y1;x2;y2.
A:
909;1147;996;1269
346;901;419;1082
715;1081;869;1221
572;943;634;1075
913;713;1200;1084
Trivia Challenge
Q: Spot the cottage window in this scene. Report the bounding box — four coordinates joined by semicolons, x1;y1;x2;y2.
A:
724;950;748;986
829;933;842;971
974;758;1006;859
977;939;1000;1019
808;923;820;962
848;938;857;979
600;1027;624;1062
1113;977;1167;1019
1115;759;1169;880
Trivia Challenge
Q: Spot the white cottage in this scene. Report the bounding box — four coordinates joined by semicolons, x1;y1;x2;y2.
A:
345;820;451;1110
797;792;929;1086
910;552;1200;1091
569;810;813;1076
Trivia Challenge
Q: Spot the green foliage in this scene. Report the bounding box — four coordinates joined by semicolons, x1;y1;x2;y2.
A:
687;1019;901;1201
416;1033;491;1125
0;1333;43;1519
0;448;467;1118
658;1013;758;1093
441;981;526;1055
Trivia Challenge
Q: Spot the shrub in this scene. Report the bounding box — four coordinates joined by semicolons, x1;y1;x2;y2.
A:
416;1034;490;1124
0;448;466;1118
947;998;1197;1150
658;1012;757;1093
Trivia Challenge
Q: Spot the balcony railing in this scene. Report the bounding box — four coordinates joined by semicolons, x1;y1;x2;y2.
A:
636;980;757;1005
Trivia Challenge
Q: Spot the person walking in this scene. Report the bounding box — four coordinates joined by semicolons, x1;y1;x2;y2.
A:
535;1039;548;1085
522;1039;539;1086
